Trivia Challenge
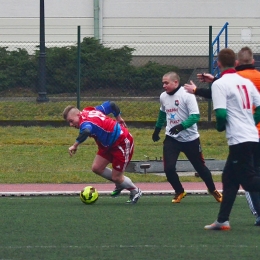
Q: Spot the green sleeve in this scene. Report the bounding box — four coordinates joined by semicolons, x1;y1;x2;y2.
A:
155;110;166;129
254;106;260;125
215;108;227;132
181;114;200;129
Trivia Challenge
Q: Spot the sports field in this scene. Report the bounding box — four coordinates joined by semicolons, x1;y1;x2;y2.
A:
0;195;258;260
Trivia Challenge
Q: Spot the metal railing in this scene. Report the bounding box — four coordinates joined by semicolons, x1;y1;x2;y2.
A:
211;22;229;77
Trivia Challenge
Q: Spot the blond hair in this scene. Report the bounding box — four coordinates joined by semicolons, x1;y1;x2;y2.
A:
62;105;79;120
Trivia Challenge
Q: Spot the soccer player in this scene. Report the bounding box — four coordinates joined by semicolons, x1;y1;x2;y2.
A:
152;71;222;203
236;47;260;225
184;46;260;226
203;48;260;230
62;101;142;204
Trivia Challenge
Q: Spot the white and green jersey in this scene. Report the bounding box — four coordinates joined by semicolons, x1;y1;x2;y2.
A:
160;86;199;142
212;73;260;145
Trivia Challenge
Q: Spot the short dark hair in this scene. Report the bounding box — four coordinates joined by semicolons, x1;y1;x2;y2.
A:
163;72;180;82
237;46;253;65
218;48;236;68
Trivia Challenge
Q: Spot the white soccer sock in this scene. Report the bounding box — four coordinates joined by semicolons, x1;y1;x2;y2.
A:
101;169;138;193
119;176;138;194
101;167;113;181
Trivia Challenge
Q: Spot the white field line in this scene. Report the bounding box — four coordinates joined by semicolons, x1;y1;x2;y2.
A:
0;244;258;250
0;190;245;197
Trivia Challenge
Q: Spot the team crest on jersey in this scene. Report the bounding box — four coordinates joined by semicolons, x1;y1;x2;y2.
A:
175;100;179;106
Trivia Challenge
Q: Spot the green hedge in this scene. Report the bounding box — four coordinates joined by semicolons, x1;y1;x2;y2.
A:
0;38;191;95
0;47;37;92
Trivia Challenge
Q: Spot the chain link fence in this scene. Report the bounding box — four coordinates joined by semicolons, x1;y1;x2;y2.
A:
0;39;260;123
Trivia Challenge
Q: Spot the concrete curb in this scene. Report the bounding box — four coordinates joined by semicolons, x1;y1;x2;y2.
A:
0;189;246;197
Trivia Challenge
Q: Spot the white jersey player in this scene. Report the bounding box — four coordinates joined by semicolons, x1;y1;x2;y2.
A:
212;73;260;145
204;48;260;231
152;71;222;204
160;87;199;142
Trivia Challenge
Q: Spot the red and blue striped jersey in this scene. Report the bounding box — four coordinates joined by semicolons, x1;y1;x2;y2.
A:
77;101;121;147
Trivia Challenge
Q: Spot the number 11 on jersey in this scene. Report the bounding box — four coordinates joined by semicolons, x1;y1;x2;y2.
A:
237;85;250;109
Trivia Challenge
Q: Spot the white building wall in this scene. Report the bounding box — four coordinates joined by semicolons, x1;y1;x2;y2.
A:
0;0;93;42
0;0;259;55
102;0;259;42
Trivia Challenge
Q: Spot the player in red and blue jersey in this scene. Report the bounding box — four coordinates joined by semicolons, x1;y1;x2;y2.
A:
63;101;142;204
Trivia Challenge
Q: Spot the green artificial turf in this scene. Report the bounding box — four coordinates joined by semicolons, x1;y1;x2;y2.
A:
0;195;258;260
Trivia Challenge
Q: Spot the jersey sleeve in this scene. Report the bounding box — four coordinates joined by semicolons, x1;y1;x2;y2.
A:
155;110;166;128
211;81;227;110
180;93;200;128
195;88;212;99
95;101;111;115
182;114;200;129
159;94;165;112
215;108;227;132
186;92;200;115
95;101;120;117
251;83;260;108
76;122;93;143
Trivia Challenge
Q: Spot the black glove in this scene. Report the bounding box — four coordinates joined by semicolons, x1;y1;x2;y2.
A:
169;124;184;135
152;127;161;142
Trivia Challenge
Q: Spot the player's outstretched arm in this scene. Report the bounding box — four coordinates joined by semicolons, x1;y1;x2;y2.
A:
69;142;79;156
110;101;121;117
95;101;122;118
69;128;91;156
184;80;197;94
152;110;166;142
115;114;127;128
197;73;215;83
184;81;212;99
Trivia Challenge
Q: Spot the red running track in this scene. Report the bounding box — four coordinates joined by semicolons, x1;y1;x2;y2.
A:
0;182;222;192
0;182;246;196
0;182;248;195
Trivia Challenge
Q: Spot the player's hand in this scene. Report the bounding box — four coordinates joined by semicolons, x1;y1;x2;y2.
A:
184;80;197;94
69;145;77;157
216;124;226;132
197;73;214;83
152;127;161;142
169;124;184;135
116;115;127;128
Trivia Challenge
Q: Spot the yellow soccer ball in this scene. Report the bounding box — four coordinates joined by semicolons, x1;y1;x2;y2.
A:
80;186;99;204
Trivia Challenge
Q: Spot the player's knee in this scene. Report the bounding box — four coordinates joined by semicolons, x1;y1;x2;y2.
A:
92;164;103;175
242;180;257;191
195;168;211;178
111;175;119;183
111;175;123;183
